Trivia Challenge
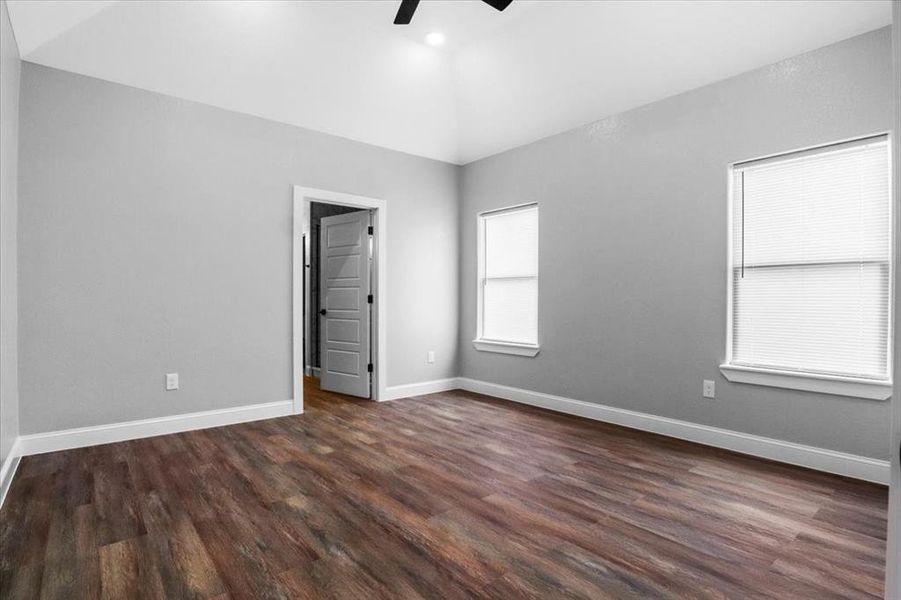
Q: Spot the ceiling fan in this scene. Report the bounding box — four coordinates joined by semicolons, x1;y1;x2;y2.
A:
394;0;514;25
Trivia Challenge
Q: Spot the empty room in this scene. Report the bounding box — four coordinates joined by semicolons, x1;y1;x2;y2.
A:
1;0;900;598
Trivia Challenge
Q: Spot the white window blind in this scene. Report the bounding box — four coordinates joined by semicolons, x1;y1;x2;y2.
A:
478;204;538;346
729;136;892;381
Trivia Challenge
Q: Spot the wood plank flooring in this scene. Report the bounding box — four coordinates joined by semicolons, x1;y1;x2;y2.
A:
1;378;888;599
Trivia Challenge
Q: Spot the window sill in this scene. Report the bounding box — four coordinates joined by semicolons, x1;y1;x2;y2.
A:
473;340;540;357
719;364;891;401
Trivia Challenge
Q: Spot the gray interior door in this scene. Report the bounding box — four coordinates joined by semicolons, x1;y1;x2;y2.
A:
319;210;371;398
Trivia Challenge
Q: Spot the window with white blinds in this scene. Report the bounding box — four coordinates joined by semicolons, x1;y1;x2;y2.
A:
476;204;539;351
728;135;892;382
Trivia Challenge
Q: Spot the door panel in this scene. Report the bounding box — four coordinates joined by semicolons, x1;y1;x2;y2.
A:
319;210;371;398
326;220;363;247
326;288;360;311
326;254;361;279
326;319;360;344
325;350;360;375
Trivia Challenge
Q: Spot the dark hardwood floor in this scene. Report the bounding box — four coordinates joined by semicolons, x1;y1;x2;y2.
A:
1;378;888;599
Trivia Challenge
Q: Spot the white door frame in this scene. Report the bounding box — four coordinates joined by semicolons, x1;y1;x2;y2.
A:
886;2;901;597
293;186;387;412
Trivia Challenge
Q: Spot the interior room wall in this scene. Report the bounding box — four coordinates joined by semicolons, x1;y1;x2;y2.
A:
0;0;21;465
459;27;894;460
11;21;894;464
17;63;459;434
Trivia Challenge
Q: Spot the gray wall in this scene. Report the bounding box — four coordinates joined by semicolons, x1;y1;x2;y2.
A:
459;28;893;460
18;63;459;434
12;26;894;461
0;0;20;464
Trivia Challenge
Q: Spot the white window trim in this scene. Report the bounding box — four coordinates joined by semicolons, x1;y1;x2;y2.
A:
473;339;540;356
722;133;893;402
473;203;540;357
719;364;891;401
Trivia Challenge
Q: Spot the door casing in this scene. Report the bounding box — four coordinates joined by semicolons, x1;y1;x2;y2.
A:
293;186;388;413
886;3;900;597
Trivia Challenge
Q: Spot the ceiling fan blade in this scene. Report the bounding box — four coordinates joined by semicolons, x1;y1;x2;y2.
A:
481;0;514;11
394;0;420;24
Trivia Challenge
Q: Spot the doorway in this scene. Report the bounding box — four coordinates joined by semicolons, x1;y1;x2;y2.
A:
292;186;388;413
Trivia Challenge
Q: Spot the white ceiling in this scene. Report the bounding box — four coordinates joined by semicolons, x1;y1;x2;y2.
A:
6;0;892;164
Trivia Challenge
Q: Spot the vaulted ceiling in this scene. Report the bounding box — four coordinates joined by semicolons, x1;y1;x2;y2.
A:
6;0;892;164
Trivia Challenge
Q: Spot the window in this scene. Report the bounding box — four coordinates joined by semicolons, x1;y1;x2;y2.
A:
721;135;892;400
474;204;539;356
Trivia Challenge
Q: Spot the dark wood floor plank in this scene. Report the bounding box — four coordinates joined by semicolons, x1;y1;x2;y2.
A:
92;461;146;547
98;536;166;600
0;377;888;598
38;504;79;600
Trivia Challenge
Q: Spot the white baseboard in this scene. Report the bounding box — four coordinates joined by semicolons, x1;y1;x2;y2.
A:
19;400;295;457
383;378;460;402
6;377;888;495
0;437;22;509
457;378;890;485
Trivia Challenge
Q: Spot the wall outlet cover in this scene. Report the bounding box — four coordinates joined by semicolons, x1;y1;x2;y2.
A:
703;380;715;399
166;373;179;391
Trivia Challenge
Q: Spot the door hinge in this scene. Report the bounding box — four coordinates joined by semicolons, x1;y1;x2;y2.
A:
367;363;373;373
367;294;373;304
368;225;373;235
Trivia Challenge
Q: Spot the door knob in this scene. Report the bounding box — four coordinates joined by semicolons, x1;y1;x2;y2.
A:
320;309;327;315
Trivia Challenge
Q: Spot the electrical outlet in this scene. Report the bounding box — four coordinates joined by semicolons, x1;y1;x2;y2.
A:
166;373;179;391
702;380;715;399
427;351;435;364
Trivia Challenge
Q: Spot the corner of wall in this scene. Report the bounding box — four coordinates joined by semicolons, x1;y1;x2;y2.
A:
0;0;22;472
453;160;465;380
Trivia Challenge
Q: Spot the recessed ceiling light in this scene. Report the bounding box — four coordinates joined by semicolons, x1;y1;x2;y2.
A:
425;32;446;47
